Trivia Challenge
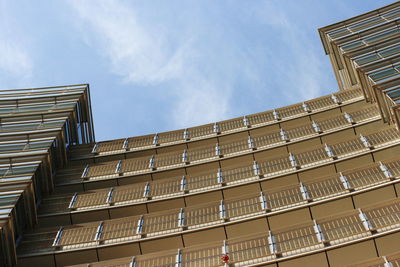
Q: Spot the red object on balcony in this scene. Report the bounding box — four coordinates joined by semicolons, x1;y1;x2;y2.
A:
221;254;229;263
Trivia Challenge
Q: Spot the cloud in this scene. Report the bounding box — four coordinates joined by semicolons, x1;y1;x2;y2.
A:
67;0;335;133
69;0;184;84
0;40;32;79
68;0;238;128
0;1;32;81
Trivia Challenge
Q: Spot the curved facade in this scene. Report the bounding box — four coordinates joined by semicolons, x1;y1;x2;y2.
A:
2;2;400;267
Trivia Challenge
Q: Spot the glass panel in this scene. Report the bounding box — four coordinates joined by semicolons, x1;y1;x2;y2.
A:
354;53;380;65
382;8;400;20
348;16;383;32
342;40;364;51
369;68;398;82
364;28;400;44
387;88;400;100
328;27;351;39
0;194;19;206
379;44;400;58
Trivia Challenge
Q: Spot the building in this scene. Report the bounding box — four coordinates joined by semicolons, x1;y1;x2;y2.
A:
1;1;400;267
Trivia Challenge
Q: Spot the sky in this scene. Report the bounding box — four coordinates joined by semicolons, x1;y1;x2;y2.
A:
0;0;395;141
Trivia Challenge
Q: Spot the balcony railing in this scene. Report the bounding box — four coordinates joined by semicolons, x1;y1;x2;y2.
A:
45;126;400;215
35;157;400;247
22;199;400;267
73;108;384;184
88;88;364;156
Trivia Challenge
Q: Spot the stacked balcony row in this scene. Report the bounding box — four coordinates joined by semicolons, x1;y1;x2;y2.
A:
31;198;400;267
28;156;400;248
40;128;399;218
325;4;400;41
0;84;96;266
319;3;400;128
83;88;363;157
62;119;394;188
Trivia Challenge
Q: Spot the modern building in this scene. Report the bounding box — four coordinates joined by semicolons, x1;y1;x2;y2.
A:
1;1;400;267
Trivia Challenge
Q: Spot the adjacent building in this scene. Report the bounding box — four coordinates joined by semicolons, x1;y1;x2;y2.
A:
1;1;400;267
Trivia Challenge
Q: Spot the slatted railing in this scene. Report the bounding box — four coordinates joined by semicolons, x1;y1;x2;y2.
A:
277;104;306;119
44;131;400;215
25;198;400;267
127;135;154;150
185;203;222;229
76;108;384;183
219;118;247;133
350;105;381;122
274;223;321;256
252;131;283;148
318;115;350;132
318;211;369;245
344;165;388;189
265;184;305;210
285;124;316;140
88;88;364;156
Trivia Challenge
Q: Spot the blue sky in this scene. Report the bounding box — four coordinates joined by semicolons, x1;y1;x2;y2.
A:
0;0;395;141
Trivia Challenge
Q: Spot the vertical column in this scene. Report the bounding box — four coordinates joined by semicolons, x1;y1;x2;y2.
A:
324;144;335;159
122;138;129;151
219;200;227;221
217;168;224;185
143;183;151;199
379;162;393;179
115;160;123;175
339;172;352;191
175;249;183;267
52;227;64;246
180;176;188;193
267;231;277;255
136;216;144;237
243;116;250;128
253;161;261;178
280;128;289;142
106;188;114;204
178;209;185;229
248;136;255;150
273;110;280;121
153;134;159;146
182;150;189;164
213;123;220;134
289;153;299;169
94;221;104;242
360;134;372;149
312;121;322;133
313;220;326;244
183;129;190;141
358;209;373;232
68;193;78;209
331;94;341;105
344;112;354;124
149;156;155;170
129;256;136;267
259;192;269;211
81;164;89;179
221;240;230;266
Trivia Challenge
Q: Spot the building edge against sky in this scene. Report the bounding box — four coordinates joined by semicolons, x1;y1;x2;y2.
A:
1;1;400;266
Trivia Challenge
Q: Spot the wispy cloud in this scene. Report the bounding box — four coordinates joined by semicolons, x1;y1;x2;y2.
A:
0;1;32;83
0;40;32;79
246;1;332;103
68;0;337;134
70;1;184;84
69;0;236;128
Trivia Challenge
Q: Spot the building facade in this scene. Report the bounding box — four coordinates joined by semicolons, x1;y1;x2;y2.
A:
2;2;400;267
